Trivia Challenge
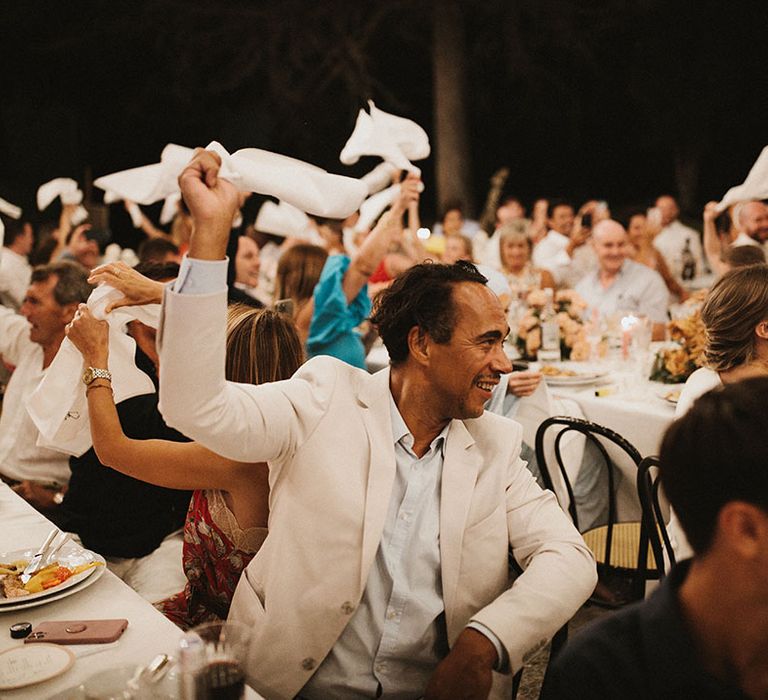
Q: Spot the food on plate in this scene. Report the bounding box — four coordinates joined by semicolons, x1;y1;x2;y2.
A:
540;365;578;378
0;559;102;598
665;390;681;404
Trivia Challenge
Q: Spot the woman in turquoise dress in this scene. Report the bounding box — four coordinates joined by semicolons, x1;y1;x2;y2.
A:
275;174;421;369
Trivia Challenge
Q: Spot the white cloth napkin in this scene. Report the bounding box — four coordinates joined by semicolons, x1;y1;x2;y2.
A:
38;178;83;209
102;190;144;228
27;285;161;457
355;184;400;233
94;141;368;219
340;100;430;175
716;145;768;213
255;200;312;238
37;178;88;224
360;162;397;195
160;192;181;225
0;196;22;219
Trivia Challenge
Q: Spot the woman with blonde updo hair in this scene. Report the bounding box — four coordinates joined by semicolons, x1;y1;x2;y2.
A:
498;221;555;298
676;264;768;416
669;264;768;560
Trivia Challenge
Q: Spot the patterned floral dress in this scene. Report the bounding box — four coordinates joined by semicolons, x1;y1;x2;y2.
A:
156;489;268;630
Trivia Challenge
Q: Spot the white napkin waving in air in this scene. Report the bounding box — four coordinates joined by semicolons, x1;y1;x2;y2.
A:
37;178;89;224
716;145;768;213
95;141;368;219
27;284;161;457
103;190;144;228
0;197;22;220
255;200;312;239
355;184;400;233
340;101;430;176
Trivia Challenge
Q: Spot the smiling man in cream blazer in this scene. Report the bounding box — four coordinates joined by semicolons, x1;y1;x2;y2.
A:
157;149;597;700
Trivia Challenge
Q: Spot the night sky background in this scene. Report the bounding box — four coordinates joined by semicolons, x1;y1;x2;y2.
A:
3;1;768;248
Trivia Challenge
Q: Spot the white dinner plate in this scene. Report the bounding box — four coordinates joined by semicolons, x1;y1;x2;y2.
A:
0;643;74;690
0;546;106;610
541;364;609;386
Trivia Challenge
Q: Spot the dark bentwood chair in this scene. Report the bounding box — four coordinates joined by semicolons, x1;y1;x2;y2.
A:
636;455;676;579
534;416;659;605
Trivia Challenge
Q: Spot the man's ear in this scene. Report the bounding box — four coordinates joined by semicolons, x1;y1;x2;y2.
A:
755;321;768;340
407;326;430;366
718;501;768;560
60;302;79;325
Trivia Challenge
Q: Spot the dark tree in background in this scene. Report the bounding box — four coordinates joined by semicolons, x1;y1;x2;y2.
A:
2;0;767;244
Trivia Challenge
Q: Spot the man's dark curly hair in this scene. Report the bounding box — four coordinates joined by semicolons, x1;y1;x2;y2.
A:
369;261;488;366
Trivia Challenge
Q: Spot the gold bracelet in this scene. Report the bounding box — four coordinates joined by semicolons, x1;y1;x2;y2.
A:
85;381;112;397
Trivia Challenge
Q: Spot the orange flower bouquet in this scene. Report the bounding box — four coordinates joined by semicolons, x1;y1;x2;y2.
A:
649;309;706;383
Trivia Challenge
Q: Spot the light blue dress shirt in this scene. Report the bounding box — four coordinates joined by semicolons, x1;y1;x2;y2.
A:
574;258;669;324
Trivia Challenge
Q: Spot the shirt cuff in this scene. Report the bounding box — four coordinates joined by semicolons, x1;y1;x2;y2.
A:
172;254;229;294
466;621;509;673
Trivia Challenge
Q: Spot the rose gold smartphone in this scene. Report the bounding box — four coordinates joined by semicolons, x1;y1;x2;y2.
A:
25;619;128;644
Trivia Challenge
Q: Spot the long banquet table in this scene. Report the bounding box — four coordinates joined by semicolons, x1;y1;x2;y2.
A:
0;482;187;697
546;365;681;520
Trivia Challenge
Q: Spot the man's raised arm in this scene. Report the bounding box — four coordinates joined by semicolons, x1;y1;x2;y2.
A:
156;149;324;466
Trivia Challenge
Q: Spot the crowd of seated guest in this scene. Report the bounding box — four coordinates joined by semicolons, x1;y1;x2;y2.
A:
3;151;768;698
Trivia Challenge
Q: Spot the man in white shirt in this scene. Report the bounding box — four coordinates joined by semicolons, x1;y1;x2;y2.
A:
652;195;705;280
531;201;590;285
0;217;33;310
0;261;92;512
157;149;597;700
576;220;669;340
731;200;768;248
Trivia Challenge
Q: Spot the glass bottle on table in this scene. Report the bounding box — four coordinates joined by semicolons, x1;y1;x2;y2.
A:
537;287;562;363
681;238;696;281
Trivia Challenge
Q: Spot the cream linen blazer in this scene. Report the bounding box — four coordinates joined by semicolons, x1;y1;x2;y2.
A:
158;288;597;700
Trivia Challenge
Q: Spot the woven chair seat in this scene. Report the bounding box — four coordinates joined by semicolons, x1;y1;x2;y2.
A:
582;521;657;570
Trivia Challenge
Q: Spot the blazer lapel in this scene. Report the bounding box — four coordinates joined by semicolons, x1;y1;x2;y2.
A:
440;419;481;632
357;367;397;590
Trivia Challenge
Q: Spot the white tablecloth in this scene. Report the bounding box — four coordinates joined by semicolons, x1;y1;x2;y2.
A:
550;370;680;519
0;483;185;697
0;484;265;698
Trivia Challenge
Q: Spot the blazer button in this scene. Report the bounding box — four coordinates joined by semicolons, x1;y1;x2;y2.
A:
301;657;316;671
340;601;355;615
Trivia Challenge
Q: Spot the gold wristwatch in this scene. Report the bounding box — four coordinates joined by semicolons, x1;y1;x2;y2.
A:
82;367;112;385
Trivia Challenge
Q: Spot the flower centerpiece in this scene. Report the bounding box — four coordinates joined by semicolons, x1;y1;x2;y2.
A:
649;309;706;383
516;289;590;361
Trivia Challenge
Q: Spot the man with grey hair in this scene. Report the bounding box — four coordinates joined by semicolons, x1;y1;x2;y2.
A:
576;220;669;340
0;261;93;512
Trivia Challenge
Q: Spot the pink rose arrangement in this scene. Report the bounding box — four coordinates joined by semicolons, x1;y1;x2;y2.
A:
516;289;590;361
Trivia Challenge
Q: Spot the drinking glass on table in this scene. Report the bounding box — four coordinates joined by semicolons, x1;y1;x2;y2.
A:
179;621;251;700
